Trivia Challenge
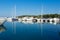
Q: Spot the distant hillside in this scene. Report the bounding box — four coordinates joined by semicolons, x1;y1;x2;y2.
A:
17;14;60;18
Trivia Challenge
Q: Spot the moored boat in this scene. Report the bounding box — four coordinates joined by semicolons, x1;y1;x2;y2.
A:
0;17;7;25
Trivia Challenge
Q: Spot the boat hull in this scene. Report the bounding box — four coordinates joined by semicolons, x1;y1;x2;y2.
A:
0;18;6;25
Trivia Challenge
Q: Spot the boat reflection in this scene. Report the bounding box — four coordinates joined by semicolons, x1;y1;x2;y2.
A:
19;20;60;25
0;25;6;33
21;21;34;24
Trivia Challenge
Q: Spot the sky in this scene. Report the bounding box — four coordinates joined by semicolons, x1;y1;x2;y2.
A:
0;0;60;17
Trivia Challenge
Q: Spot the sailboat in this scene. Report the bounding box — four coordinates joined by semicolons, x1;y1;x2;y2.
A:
12;5;18;22
7;5;18;22
0;5;18;26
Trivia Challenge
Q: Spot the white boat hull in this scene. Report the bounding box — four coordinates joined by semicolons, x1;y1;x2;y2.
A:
0;18;6;25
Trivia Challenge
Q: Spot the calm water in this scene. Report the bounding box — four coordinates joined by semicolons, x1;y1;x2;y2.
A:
0;22;60;40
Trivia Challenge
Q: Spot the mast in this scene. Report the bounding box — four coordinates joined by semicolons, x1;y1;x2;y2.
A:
11;4;16;18
14;4;16;18
41;3;43;37
12;4;16;34
14;4;16;34
41;4;43;18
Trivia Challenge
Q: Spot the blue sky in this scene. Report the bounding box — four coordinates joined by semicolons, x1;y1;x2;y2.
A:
0;0;60;17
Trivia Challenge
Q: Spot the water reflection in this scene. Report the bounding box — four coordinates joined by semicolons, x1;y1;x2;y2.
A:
0;21;60;40
21;20;40;24
58;32;60;36
21;21;34;24
0;25;6;33
19;20;60;25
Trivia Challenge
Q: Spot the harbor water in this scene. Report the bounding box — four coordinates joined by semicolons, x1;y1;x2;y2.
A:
0;22;60;40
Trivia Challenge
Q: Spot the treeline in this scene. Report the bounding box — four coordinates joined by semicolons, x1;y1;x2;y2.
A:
17;14;60;18
41;14;60;18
